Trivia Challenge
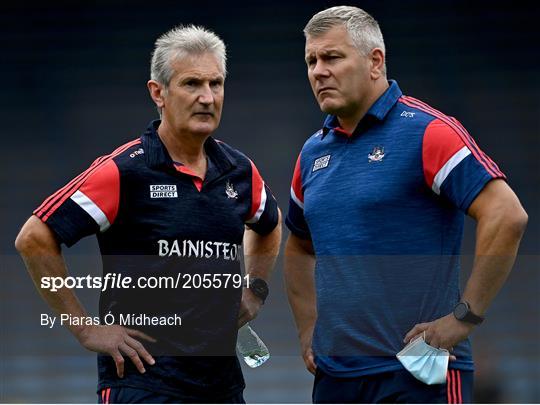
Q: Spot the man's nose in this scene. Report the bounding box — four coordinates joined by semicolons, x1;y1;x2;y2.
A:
312;60;330;79
198;84;214;105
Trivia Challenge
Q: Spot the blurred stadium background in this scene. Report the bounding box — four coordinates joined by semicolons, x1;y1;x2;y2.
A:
1;0;538;402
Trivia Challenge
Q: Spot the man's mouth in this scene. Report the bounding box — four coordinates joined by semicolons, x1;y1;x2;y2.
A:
317;87;335;95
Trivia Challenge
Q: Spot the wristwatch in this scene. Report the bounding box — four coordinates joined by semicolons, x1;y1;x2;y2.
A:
453;301;484;325
248;277;269;304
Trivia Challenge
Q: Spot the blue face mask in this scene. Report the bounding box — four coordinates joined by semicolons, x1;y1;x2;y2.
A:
396;333;449;385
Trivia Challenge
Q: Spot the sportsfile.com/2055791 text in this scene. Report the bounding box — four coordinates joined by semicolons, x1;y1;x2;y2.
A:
40;273;250;292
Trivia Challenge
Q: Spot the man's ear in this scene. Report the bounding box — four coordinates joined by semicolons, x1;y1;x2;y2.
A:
147;80;166;108
369;48;385;80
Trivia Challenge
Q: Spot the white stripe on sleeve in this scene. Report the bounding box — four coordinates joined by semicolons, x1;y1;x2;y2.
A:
290;186;304;210
246;185;267;224
432;146;471;195
70;190;111;232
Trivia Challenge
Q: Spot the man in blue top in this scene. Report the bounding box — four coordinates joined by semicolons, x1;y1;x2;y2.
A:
16;25;281;403
284;6;527;403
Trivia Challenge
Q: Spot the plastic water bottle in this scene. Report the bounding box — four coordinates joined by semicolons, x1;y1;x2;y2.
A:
236;323;270;368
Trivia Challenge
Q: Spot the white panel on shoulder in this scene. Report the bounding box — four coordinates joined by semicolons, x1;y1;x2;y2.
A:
70;190;111;232
432;146;471;195
246;185;267;224
290;186;304;210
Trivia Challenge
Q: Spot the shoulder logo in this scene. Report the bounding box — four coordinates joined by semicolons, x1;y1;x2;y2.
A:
312;155;331;172
400;111;415;118
225;180;238;199
368;146;385;163
130;148;144;158
150;184;178;198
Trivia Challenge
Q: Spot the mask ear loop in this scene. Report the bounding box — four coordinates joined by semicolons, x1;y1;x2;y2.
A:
422;330;426;341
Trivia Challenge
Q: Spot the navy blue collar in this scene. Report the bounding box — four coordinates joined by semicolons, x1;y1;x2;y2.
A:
322;80;402;138
141;120;236;177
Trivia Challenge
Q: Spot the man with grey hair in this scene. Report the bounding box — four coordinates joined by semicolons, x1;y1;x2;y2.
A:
284;6;527;403
16;24;281;403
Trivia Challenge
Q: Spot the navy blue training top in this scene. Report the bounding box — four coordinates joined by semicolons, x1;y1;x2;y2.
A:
34;120;279;399
286;81;505;377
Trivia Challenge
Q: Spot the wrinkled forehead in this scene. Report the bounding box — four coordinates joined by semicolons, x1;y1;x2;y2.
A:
170;52;224;79
305;25;355;55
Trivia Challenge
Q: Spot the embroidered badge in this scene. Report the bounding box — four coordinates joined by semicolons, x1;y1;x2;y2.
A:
313;155;331;172
225;180;238;199
368;146;385;163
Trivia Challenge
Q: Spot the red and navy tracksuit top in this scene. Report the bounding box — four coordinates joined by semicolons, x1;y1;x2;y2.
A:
34;119;279;399
286;80;505;378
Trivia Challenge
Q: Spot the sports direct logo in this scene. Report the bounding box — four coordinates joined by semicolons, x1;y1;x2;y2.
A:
150;184;178;198
313;155;331;172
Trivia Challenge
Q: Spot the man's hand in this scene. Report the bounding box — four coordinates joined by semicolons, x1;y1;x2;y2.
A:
77;325;156;378
237;288;263;328
300;333;316;375
404;313;475;360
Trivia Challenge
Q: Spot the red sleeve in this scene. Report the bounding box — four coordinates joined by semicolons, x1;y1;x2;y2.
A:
245;159;279;235
423;118;505;195
285;152;311;239
246;159;265;223
290;154;304;208
34;158;120;245
71;159;120;230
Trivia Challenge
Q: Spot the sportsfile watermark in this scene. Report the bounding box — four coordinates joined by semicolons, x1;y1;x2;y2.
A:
5;254;536;358
41;273;250;292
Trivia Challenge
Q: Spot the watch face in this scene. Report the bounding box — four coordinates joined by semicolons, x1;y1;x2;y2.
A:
252;279;266;292
250;278;268;300
454;302;469;319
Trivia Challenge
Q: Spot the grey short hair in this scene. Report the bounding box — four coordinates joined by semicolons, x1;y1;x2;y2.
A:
150;24;227;87
304;6;386;74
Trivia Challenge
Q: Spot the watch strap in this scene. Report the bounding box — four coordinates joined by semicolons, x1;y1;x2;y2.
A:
454;301;484;325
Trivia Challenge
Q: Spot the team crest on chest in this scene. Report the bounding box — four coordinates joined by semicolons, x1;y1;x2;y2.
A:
225;180;238;199
313;155;331;172
368;146;385;163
